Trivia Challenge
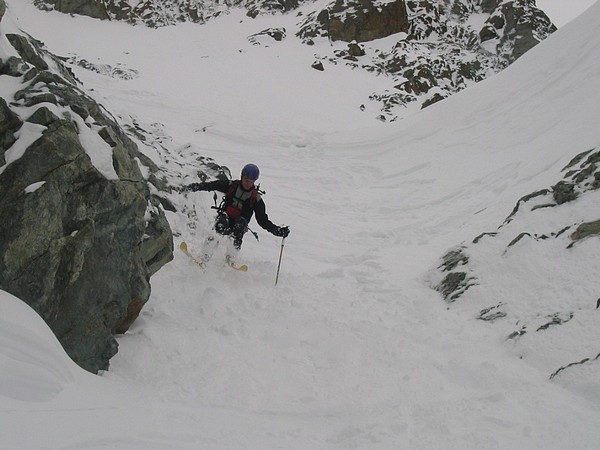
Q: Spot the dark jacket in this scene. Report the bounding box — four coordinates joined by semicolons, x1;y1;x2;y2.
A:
187;179;277;233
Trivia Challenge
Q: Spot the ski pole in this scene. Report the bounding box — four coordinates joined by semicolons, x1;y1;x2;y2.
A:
275;236;286;286
248;227;259;241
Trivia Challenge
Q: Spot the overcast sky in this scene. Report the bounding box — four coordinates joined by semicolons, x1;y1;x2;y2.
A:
536;0;598;27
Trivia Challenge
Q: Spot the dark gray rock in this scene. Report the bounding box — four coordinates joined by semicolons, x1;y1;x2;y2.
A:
0;98;23;164
298;0;409;43
481;0;502;14
248;28;287;45
247;0;299;18
550;351;600;380
0;56;30;76
34;0;227;27
0;29;173;373
347;41;365;57
0;117;155;373
552;180;578;204
571;220;600;242
498;1;557;62
26;106;60;127
537;312;573;331
503;189;550;225
421;92;446;109
433;246;476;303
312;60;325;71
478;303;507;321
437;246;469;272
436;271;476;303
33;0;110;20
6;34;49;71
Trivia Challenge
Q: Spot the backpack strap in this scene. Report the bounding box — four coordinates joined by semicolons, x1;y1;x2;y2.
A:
219;180;263;217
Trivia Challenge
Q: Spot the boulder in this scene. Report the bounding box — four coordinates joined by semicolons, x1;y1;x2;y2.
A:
311;60;325;71
571;220;600;242
298;0;409;43
347;41;365;57
0;98;23;163
247;0;299;18
0;27;173;373
33;0;110;20
33;0;227;27
491;1;557;62
248;28;287;45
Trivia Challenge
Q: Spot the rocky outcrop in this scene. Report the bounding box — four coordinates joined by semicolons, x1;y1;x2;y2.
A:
34;0;231;27
248;27;287;45
33;0;303;25
298;0;555;119
246;0;300;18
432;145;600;303
433;246;476;303
479;0;558;62
33;0;110;20
427;144;600;379
297;0;409;43
0;98;21;160
0;11;173;373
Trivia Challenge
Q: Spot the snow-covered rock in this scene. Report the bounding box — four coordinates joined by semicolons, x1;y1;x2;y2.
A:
296;0;410;43
308;0;556;118
0;2;173;373
430;144;600;383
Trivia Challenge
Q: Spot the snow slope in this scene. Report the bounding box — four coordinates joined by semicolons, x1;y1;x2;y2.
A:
537;0;598;27
2;1;600;448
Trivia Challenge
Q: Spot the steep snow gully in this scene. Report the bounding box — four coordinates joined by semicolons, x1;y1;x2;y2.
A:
2;1;600;449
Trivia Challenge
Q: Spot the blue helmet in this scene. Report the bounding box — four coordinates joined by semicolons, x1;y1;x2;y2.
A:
241;163;260;180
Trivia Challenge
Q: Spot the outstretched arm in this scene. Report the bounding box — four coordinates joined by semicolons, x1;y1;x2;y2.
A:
184;179;230;193
254;199;290;238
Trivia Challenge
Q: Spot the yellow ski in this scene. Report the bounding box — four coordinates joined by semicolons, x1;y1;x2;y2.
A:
180;242;248;271
179;242;206;268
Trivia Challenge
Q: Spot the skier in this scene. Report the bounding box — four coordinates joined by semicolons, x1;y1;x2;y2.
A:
183;163;290;261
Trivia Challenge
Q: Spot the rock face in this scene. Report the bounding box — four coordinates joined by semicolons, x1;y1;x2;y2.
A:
34;0;229;26
246;0;300;18
33;0;110;20
0;7;173;373
301;0;555;118
34;0;301;24
478;0;558;61
298;0;410;43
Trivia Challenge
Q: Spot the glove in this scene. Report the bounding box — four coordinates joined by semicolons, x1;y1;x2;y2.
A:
175;183;204;192
272;225;290;238
184;183;204;192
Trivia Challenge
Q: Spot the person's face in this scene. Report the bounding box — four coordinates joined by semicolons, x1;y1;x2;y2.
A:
241;175;255;190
